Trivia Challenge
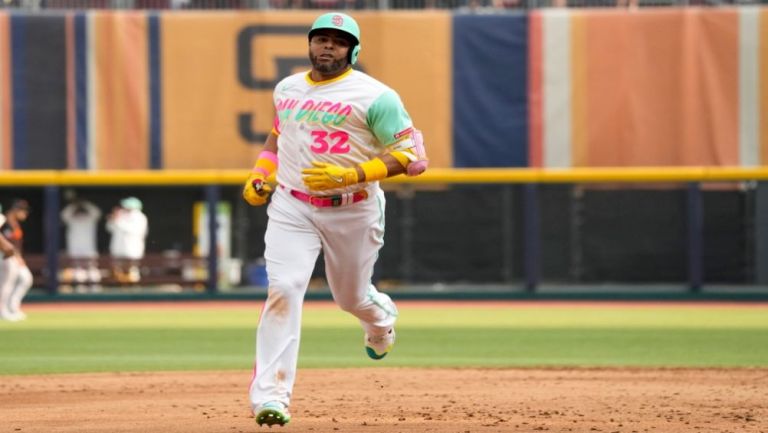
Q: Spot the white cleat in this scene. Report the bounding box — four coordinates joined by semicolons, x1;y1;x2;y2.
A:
365;328;395;360
1;310;24;322
255;401;291;427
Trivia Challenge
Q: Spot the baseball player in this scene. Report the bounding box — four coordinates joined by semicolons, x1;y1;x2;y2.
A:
0;199;33;321
106;197;148;283
0;205;17;299
242;12;428;428
61;197;103;288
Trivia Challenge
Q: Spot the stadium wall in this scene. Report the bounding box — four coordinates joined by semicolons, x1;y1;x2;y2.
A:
0;8;766;170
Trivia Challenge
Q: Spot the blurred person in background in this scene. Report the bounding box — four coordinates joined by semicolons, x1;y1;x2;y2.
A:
0;199;33;321
0;203;12;264
61;193;103;291
0;204;17;292
106;197;148;283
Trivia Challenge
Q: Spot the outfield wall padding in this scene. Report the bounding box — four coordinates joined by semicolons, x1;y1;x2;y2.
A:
0;9;766;170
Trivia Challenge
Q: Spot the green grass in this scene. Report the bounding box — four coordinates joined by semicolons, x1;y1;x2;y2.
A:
1;304;767;375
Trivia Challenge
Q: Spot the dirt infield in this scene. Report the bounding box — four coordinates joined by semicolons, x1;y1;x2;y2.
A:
2;368;766;433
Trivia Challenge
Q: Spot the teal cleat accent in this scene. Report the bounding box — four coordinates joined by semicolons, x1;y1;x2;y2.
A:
365;346;388;360
255;401;291;427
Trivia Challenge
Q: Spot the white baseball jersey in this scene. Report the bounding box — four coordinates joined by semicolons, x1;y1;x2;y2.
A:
61;202;102;259
106;209;148;260
272;68;415;195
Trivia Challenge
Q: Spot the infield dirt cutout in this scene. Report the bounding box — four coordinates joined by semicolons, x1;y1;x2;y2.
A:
1;367;766;433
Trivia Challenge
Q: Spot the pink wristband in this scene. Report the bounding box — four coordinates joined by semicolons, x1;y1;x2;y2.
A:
251;150;279;176
259;150;278;166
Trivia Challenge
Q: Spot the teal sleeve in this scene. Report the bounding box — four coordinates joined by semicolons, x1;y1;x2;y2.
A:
366;90;413;147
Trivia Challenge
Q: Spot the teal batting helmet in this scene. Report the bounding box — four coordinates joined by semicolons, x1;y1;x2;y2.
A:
308;12;361;65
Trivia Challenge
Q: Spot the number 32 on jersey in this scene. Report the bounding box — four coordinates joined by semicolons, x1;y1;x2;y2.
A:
310;130;350;154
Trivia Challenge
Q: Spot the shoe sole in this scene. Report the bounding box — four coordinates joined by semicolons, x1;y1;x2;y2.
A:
256;408;290;427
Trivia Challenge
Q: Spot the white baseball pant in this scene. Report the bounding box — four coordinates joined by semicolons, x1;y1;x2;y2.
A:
0;256;33;319
249;186;398;410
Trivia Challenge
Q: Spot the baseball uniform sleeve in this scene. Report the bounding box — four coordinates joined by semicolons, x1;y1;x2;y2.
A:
366;90;413;148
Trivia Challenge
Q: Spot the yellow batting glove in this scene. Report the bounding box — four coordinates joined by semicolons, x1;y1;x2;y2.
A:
265;171;277;185
301;161;359;191
243;173;274;206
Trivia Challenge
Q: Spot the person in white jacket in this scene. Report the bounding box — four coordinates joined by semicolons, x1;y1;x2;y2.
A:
61;198;102;289
106;197;148;283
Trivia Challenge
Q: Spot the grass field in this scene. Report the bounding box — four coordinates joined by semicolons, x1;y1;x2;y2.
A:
1;301;767;375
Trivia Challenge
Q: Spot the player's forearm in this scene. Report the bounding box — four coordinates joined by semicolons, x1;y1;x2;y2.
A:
251;133;278;167
261;132;278;155
356;154;406;182
303;152;413;191
243;132;279;206
301;131;426;191
359;129;428;181
250;132;279;178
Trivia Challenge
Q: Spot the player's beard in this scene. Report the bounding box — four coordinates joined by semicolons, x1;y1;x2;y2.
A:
309;52;348;76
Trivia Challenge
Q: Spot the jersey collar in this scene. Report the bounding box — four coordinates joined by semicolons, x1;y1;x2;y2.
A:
305;67;353;86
